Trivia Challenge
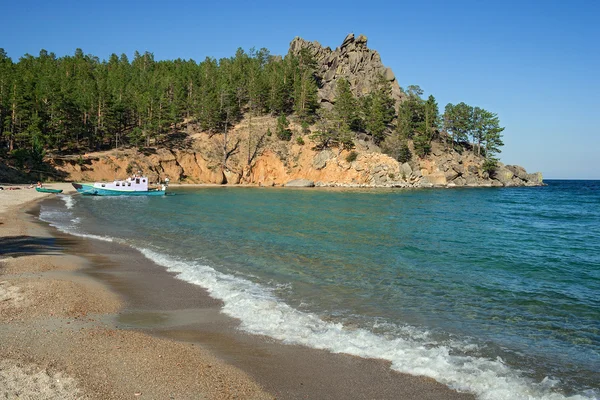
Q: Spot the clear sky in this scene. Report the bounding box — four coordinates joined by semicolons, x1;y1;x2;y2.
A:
3;0;599;179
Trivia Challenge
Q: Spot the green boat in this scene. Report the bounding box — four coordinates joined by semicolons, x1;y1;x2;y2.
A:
36;187;63;194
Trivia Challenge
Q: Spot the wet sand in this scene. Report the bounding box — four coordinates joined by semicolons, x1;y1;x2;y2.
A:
0;187;475;399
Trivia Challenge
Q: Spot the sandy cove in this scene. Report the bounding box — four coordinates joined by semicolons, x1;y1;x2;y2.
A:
0;184;270;399
0;183;475;399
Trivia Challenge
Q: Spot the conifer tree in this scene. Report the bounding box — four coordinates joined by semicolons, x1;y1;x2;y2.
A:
362;75;395;144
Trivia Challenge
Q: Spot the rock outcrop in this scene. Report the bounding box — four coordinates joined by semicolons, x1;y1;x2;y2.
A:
289;34;404;108
285;179;315;187
49;126;542;189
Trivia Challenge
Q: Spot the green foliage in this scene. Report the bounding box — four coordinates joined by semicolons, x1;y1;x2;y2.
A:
293;49;319;123
362;75;395;144
346;150;358;163
9;149;29;169
309;108;355;150
301;121;310;134
413;135;431;157
128;127;144;147
333;78;360;132
0;45;507;170
276;114;292;141
30;137;46;168
0;45;323;154
296;136;305;145
413;95;439;157
443;102;473;146
397;143;412;163
483;157;499;175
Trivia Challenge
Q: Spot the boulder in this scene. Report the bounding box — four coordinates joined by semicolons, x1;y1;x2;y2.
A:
494;166;514;184
526;172;544;184
506;165;528;181
467;165;479;175
285;179;315;187
313;149;334;170
418;177;434;187
452;164;465;175
356;34;368;46
209;168;226;184
425;171;447;186
465;175;480;186
400;163;412;179
223;169;241;184
341;33;355;48
445;169;459;181
453;177;466;186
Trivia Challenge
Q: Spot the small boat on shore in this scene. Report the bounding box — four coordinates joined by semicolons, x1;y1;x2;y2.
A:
72;176;167;196
35;187;63;194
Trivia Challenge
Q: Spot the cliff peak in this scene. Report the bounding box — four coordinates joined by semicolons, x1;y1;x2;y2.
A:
289;34;404;108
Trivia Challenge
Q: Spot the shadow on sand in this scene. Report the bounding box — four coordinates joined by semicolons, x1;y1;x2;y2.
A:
0;235;76;258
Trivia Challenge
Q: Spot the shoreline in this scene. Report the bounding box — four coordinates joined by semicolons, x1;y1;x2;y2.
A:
1;187;474;399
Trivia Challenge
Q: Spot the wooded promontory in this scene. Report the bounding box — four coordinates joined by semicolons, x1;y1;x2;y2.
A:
0;34;542;187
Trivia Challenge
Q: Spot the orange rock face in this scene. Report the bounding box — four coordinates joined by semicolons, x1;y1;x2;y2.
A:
48;120;540;188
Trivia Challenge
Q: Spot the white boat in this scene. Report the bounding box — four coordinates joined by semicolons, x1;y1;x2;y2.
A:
72;176;168;196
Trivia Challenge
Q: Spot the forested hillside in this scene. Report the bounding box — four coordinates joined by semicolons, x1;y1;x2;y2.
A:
0;35;519;185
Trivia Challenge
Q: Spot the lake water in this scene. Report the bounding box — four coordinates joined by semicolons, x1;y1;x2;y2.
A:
40;181;600;400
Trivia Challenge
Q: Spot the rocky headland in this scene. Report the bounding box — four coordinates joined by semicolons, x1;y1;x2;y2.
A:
2;34;542;188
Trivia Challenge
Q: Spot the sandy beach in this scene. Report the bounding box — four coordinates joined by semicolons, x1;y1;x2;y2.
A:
0;183;474;399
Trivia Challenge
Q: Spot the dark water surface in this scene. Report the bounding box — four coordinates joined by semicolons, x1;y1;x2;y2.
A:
40;181;600;400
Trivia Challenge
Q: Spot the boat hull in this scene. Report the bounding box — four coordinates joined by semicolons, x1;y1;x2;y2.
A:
36;187;63;194
72;183;165;196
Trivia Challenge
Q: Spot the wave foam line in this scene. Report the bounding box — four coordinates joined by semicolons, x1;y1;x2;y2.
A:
58;194;75;209
139;248;594;400
39;209;114;243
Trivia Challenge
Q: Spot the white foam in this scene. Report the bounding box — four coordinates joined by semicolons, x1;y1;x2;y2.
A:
39;208;114;243
58;194;75;209
139;248;596;400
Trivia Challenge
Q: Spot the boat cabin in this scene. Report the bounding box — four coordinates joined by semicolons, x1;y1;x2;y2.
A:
93;176;150;192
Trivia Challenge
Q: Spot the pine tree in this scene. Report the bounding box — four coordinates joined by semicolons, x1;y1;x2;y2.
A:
443;102;473;147
413;95;439;157
363;75;395;144
333;78;359;132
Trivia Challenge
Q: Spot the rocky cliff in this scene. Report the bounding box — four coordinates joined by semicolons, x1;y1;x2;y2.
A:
48;116;543;188
289;33;404;108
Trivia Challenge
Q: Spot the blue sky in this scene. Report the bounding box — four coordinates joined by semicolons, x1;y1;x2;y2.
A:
4;0;599;178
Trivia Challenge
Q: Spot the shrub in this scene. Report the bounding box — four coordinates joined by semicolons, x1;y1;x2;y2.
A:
346;150;358;163
277;129;292;141
483;158;498;175
296;136;305;145
301;121;310;134
276;114;292;141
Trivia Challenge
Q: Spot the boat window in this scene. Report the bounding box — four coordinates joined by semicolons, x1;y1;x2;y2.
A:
128;182;131;186
136;178;140;184
116;182;120;186
101;184;105;187
142;179;146;183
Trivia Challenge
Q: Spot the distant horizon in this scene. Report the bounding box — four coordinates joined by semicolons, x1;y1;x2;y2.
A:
3;0;598;179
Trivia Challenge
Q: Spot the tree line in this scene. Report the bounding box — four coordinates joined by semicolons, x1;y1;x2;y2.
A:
0;46;505;171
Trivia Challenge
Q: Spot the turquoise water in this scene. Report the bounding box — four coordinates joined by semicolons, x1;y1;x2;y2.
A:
41;181;600;399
